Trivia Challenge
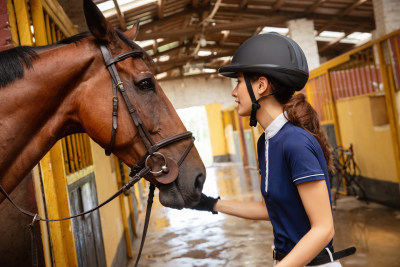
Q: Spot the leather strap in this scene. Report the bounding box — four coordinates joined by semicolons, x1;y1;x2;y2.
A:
243;73;275;127
134;183;155;267
273;246;356;265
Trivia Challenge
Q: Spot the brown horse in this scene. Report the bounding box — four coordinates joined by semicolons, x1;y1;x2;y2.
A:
0;0;205;209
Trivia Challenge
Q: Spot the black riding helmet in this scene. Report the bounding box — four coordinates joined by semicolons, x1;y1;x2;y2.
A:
219;32;309;127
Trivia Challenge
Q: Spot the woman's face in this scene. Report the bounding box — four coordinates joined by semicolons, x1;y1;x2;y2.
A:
232;72;254;116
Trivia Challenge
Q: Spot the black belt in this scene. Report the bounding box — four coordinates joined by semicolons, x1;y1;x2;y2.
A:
273;246;356;266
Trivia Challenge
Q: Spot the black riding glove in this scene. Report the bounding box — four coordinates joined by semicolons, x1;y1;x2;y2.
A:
191;193;220;214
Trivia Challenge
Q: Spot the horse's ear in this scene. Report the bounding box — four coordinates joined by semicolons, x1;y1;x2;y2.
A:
124;21;140;41
83;0;113;42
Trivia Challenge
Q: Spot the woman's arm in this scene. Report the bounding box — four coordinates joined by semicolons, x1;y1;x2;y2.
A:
277;180;334;267
214;198;269;220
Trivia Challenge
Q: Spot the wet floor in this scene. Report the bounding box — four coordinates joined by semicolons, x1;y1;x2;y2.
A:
129;163;400;267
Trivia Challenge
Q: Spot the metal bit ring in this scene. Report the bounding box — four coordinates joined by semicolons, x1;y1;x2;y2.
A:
145;152;168;174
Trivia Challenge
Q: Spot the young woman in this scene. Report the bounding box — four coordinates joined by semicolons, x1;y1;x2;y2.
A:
192;33;354;266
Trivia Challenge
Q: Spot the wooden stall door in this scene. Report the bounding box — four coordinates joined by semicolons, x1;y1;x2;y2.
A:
69;174;106;267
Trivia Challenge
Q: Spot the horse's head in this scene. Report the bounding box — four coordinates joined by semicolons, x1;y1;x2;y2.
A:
78;0;206;209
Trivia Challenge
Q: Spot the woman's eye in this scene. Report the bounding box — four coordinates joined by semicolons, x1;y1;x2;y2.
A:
137;78;154;91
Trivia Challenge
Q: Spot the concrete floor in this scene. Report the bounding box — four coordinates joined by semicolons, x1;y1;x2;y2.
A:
130;163;400;267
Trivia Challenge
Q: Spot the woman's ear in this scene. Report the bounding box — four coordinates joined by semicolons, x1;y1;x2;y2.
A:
257;76;270;95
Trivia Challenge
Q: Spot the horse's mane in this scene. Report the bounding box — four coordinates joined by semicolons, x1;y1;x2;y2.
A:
0;30;153;88
0;32;91;88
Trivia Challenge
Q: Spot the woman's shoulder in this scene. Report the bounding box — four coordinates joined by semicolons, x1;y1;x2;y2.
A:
280;123;319;151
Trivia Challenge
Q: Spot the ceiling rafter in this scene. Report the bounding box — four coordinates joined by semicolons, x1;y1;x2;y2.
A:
137;15;293;41
317;0;368;35
112;0;126;30
158;0;164;19
305;0;327;14
95;0;374;81
272;0;286;11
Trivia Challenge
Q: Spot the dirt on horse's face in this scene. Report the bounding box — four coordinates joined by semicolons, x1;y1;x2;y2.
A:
79;0;205;209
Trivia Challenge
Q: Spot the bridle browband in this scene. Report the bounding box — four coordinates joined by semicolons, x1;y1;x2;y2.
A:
0;42;195;267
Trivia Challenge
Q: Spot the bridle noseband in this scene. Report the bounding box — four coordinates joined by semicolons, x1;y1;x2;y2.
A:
99;44;194;184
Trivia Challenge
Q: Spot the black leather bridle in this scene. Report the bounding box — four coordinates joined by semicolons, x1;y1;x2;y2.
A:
100;44;194;181
0;43;196;267
99;43;196;266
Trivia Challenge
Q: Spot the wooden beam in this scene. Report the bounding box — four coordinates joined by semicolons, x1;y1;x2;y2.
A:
139;8;195;32
317;0;368;35
113;0;126;30
137;15;291;41
14;0;34;45
239;0;248;9
219;30;230;45
192;0;198;8
305;0;327;14
159;71;220;81
253;26;263;36
30;0;48;46
40;0;78;36
158;0;164;19
6;0;19;46
152;39;159;56
156;51;232;68
319;26;365;53
272;0;285;10
319;34;347;53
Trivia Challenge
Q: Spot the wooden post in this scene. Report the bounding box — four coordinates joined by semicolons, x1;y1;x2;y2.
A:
30;0;48;46
13;0;33;45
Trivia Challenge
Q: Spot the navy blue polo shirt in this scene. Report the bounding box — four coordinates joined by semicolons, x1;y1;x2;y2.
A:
257;113;333;254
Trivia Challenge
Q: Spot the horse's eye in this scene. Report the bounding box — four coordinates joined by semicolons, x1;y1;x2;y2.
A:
137;78;154;91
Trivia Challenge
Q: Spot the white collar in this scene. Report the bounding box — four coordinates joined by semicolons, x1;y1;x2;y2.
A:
264;113;288;140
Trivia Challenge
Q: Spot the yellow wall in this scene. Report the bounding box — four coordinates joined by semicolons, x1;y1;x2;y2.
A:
90;140;125;266
336;95;398;183
205;103;227;158
223;110;236;156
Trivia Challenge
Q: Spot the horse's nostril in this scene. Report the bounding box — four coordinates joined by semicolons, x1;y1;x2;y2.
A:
195;173;205;190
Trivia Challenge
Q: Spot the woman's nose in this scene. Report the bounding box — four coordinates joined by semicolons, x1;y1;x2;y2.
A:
232;87;237;97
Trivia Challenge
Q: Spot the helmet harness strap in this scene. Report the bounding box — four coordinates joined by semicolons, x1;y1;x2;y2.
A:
243;73;275;127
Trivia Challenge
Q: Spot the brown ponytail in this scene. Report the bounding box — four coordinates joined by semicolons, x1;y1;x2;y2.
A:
283;93;333;171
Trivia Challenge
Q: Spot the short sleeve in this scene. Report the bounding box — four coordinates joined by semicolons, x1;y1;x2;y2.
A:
284;133;325;185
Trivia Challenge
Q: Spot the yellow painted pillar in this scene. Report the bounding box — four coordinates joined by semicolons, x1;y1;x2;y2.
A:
45;14;52;44
13;0;33;46
113;157;133;258
30;0;48;46
205;103;228;162
377;42;400;189
6;0;19;46
325;71;343;147
51;21;56;44
222;109;235;158
40;142;78;266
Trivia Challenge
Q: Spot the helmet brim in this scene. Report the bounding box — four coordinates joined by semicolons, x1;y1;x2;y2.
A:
218;63;309;91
